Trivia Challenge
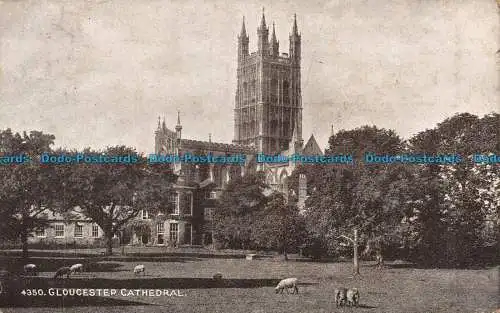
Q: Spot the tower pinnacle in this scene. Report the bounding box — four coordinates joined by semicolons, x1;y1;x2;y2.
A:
260;7;266;28
176;110;181;128
292;13;298;35
270;22;279;57
240;16;247;37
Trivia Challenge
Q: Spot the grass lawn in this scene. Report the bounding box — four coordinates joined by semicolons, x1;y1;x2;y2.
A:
0;256;498;313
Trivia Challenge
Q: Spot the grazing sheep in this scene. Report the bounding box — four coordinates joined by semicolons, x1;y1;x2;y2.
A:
334;287;347;307
133;264;145;276
70;263;83;273
346;288;360;307
275;278;299;294
213;273;223;280
23;264;37;276
53;266;72;279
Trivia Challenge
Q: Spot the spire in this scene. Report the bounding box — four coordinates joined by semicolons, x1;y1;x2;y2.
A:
270;22;279;56
209;133;212;143
175;110;182;133
271;22;277;43
240;16;247;37
157;116;161;129
260;7;266;29
162;115;166;129
292;13;298;35
330;124;335;136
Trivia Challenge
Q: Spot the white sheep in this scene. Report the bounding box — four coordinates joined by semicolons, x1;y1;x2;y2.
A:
23;264;37;276
275;278;299;294
70;263;83;273
133;264;145;276
346;288;360;307
213;273;223;280
54;266;72;279
334;287;347;307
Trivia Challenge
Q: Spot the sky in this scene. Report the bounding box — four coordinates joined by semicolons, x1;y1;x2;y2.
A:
0;0;498;154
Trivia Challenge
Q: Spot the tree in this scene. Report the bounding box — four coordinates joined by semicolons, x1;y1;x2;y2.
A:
252;193;306;259
408;113;499;266
0;129;61;259
297;126;410;264
214;172;269;250
59;146;176;255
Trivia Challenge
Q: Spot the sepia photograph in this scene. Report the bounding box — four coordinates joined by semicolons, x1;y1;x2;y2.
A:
0;0;498;312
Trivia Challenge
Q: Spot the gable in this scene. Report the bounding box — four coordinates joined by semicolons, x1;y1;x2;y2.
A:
302;135;323;155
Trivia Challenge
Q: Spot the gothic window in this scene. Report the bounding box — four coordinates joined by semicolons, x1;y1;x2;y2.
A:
283;81;290;103
271;120;278;136
251;80;256;96
283;120;290;137
271;78;278;103
243;82;248;99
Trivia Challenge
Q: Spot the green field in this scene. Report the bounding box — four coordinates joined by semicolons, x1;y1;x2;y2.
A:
0;256;498;313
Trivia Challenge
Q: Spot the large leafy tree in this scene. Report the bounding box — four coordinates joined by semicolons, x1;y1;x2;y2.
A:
251;193;306;258
213;171;269;250
296;126;410;262
58;146;177;255
408;113;499;266
0;129;61;258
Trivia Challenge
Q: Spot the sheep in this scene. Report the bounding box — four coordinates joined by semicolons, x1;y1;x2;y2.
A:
346;288;360;307
213;273;223;280
53;266;72;279
23;264;37;276
334;287;347;307
70;263;83;273
275;278;299;294
133;264;145;276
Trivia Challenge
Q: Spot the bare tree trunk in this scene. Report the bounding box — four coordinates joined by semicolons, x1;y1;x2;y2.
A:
376;251;384;269
283;245;289;261
353;228;360;275
105;231;113;255
21;229;29;260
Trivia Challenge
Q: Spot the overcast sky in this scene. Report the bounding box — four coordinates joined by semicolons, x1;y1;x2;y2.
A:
0;0;498;154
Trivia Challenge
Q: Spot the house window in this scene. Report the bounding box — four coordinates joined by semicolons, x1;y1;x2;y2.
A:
205;191;217;199
184;223;192;245
181;192;193;216
74;224;83;238
142;210;149;219
92;225;99;238
169;223;178;243
35;228;46;237
157;222;164;234
55;224;65;238
204;207;214;221
173;193;180;215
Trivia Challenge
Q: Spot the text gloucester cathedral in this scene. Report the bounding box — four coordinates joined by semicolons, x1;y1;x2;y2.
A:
144;12;322;246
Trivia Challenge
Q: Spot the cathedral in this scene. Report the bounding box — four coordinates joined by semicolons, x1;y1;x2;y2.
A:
146;12;322;247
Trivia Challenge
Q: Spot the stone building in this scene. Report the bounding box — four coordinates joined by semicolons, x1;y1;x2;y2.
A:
26;207;115;248
143;12;322;247
28;12;321;248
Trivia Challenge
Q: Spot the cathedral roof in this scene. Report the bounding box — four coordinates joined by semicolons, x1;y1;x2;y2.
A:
180;138;256;154
303;134;323;155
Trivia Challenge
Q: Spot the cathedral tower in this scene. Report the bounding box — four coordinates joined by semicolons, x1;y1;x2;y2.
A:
233;12;302;155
